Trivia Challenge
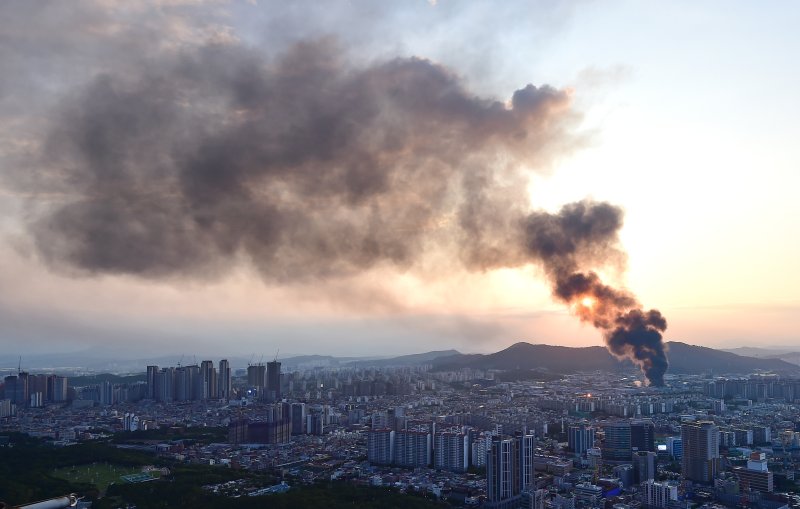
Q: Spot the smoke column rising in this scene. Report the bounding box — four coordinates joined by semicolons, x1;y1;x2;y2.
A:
17;39;668;383
523;203;668;385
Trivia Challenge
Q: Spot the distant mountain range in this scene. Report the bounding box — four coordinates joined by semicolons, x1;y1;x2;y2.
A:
348;350;461;368
429;341;800;376
4;342;799;377
722;347;800;366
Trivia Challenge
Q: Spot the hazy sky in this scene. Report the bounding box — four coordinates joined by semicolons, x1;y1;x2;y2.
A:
1;0;799;359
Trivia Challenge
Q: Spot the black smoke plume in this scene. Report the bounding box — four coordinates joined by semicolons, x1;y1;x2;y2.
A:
523;203;669;385
607;309;668;386
19;39;667;383
28;40;573;280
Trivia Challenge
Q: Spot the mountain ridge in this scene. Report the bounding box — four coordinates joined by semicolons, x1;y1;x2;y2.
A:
4;343;797;377
431;341;800;376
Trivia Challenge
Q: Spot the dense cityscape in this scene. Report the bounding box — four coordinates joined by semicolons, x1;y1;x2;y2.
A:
2;347;800;509
2;1;800;509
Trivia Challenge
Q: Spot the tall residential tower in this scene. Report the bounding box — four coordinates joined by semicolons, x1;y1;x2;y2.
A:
681;421;720;484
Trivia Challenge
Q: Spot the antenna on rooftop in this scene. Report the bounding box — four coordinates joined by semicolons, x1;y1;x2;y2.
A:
18;356;21;374
178;354;184;368
274;349;279;363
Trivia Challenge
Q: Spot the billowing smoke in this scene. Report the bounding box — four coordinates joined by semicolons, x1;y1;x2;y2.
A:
523;203;669;385
607;310;668;386
27;40;574;280
19;39;667;383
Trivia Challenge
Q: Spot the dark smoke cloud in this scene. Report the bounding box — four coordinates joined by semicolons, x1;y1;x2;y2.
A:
17;37;668;382
607;309;668;386
522;203;669;385
27;40;575;282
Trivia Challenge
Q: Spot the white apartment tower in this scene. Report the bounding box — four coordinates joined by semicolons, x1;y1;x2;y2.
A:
642;480;678;509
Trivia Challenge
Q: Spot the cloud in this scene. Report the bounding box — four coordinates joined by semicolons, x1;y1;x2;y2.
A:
17;38;578;284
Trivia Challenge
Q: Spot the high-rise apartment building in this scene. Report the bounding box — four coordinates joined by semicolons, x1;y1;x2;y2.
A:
752;426;771;446
184;364;199;399
434;431;470;472
603;421;632;461
568;425;595;456
29;374;49;402
146;359;227;402
199;360;217;400
306;412;324;435
634;450;657;484
3;376;18;406
394;429;431;468
487;435;519;507
486;433;535;509
368;429;395;465
235;402;291;444
290;402;306;435
146;365;159;400
733;428;753;446
100;380;114;406
247;364;266;389
154;368;174;402
520;432;535;492
614;464;635;488
8;372;30;408
642;480;678;509
0;398;12;418
228;418;248;444
631;419;655;452
174;366;190;401
681;421;720;484
472;434;491;468
52;376;68;402
266;360;281;401
371;410;390;429
666;436;682;460
15;371;31;406
218;359;231;400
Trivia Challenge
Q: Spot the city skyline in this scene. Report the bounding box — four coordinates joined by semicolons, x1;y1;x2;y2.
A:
4;3;800;508
4;351;797;507
1;1;799;361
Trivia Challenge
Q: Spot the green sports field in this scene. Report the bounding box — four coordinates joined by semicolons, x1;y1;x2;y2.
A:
52;462;145;494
